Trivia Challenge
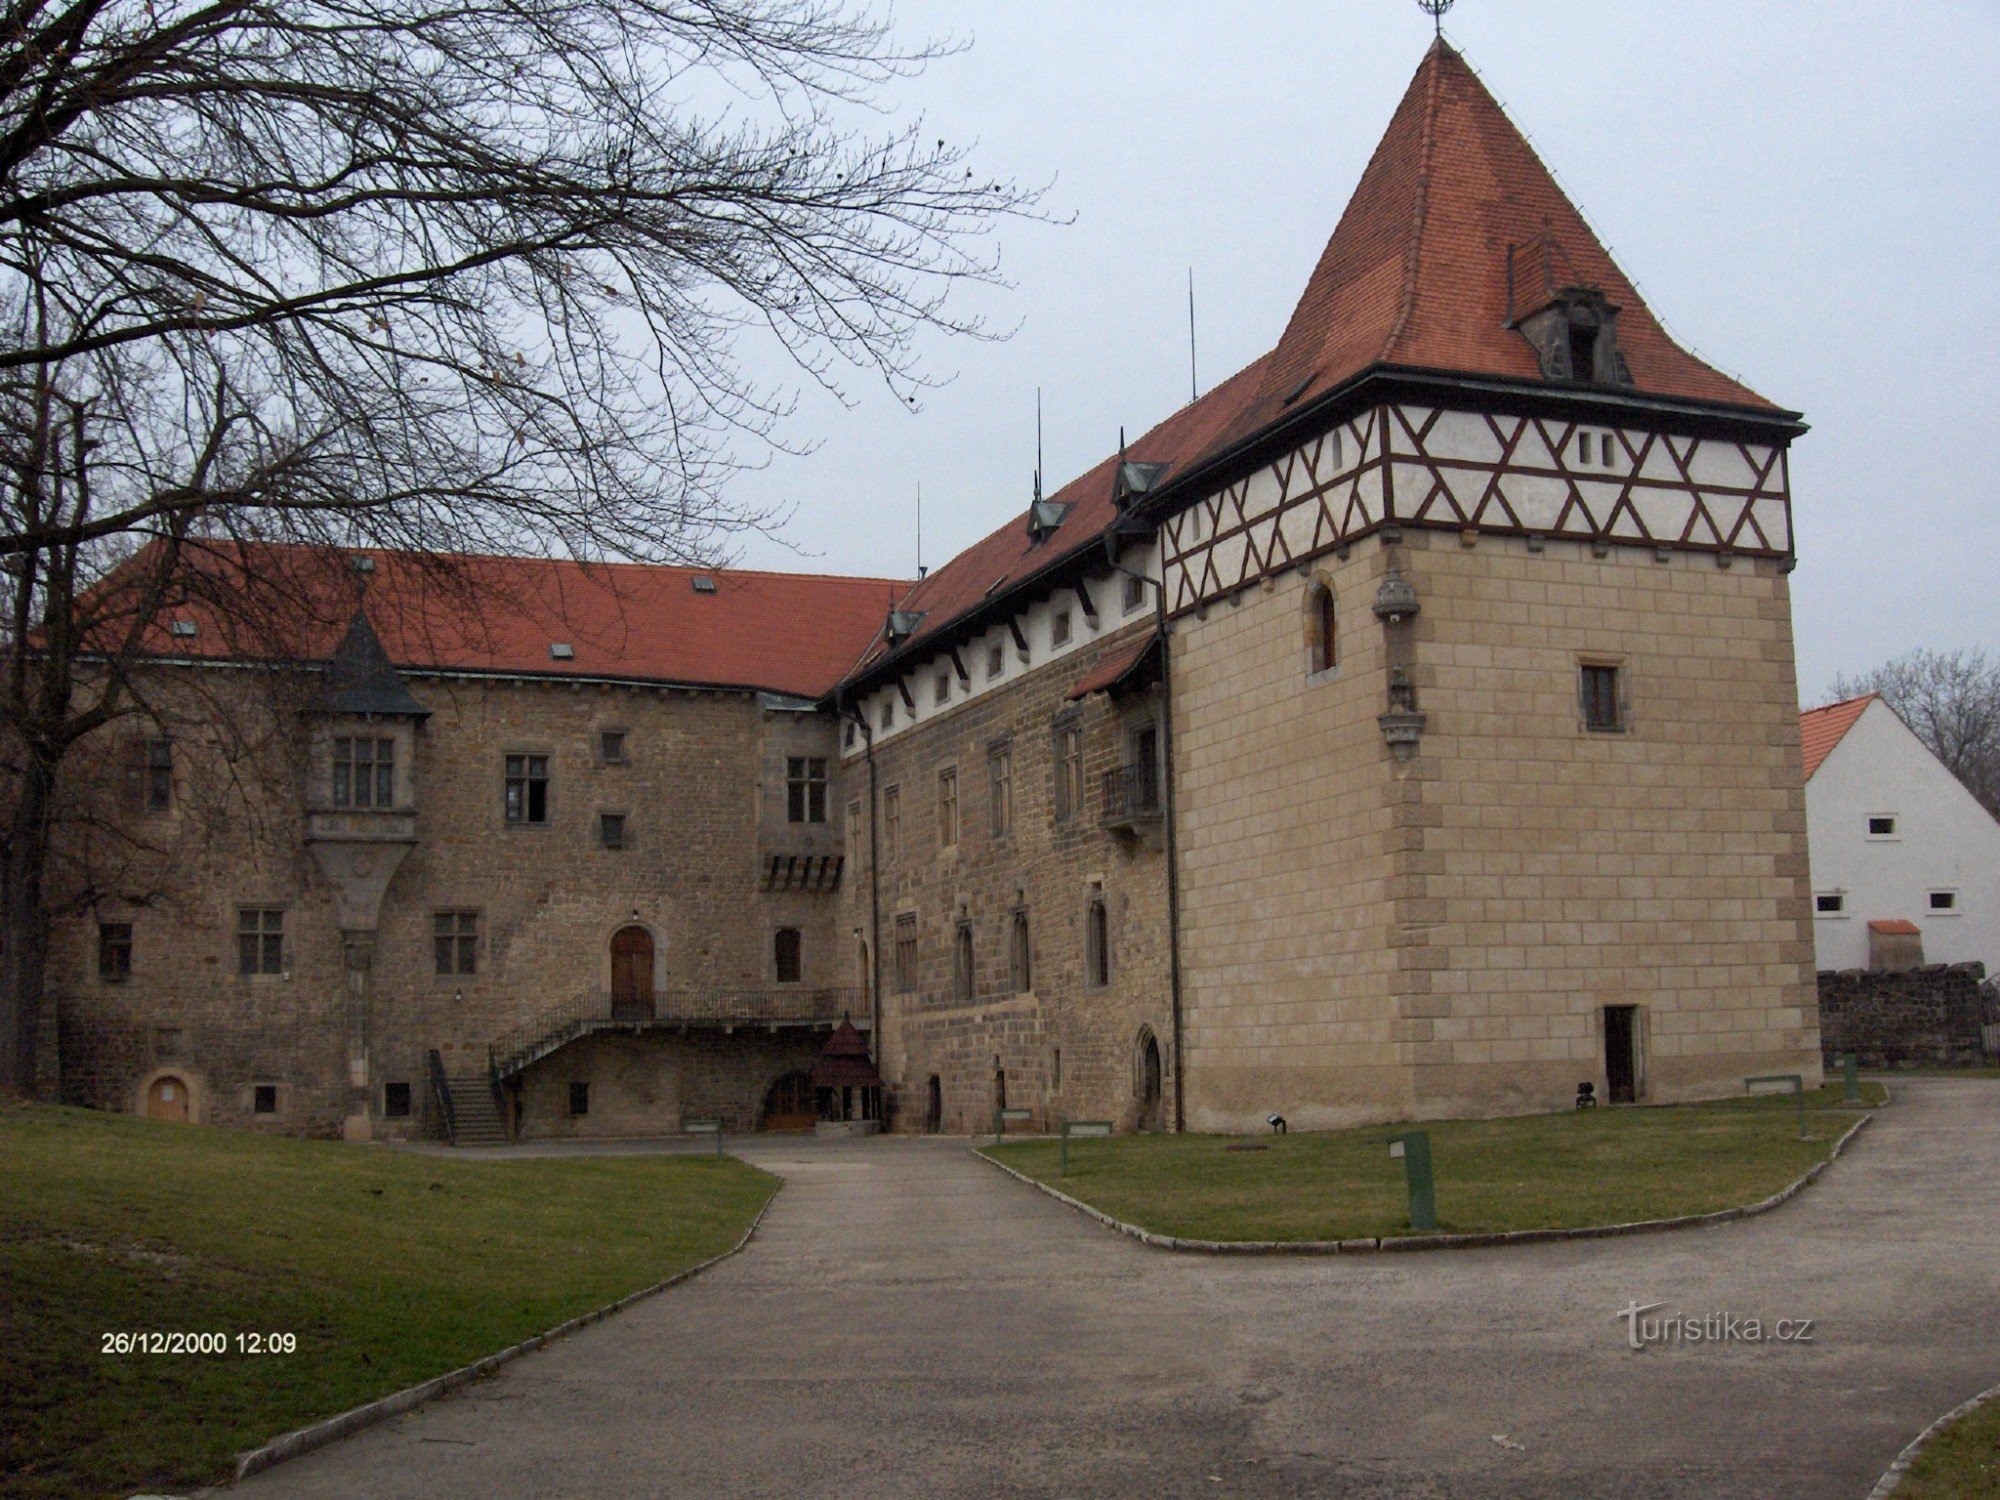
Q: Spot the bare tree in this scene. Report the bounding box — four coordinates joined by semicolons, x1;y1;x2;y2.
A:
1830;648;2000;819
0;0;1040;1092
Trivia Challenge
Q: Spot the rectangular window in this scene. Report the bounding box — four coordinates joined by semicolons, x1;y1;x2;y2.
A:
774;927;802;984
383;1081;411;1118
989;744;1012;839
1085;896;1110;989
938;767;958;849
504;754;550;824
1930;890;1958;912
954;922;975;1002
880;699;895;730
986;644;1005;680
1815;893;1845;915
1580;664;1623;731
846;798;863;869
894;913;919;993
598;729;628;764
1051;609;1072;647
1054;722;1083;823
254;1084;279;1115
141;739;173;812
883;784;901;861
1579;432;1593;465
237;908;284;976
97;922;132;981
935;672;951;707
434;910;479;975
332;736;395;809
787;757;828;824
1867;815;1897;838
568;1081;589;1117
598;812;628;850
1122;574;1146;613
844;720;858;750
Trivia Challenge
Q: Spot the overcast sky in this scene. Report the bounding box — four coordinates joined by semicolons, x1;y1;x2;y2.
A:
723;0;1999;705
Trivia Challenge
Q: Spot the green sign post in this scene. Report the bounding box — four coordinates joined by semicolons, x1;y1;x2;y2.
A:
685;1118;725;1157
1841;1054;1861;1104
1388;1130;1437;1232
1745;1073;1807;1140
1059;1119;1114;1177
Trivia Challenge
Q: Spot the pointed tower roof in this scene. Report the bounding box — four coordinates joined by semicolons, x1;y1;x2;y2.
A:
311;610;429;718
1244;41;1774;427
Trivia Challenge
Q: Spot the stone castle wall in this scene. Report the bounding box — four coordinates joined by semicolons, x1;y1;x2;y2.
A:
845;620;1175;1134
1817;962;1990;1069
1171;529;1822;1131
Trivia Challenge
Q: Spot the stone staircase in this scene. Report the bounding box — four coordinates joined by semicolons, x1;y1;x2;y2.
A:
445;1074;509;1146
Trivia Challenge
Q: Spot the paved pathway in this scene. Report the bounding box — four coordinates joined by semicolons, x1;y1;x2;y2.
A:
232;1080;2000;1498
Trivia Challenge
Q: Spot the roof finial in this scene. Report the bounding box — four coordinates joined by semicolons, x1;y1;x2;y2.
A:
1417;0;1453;39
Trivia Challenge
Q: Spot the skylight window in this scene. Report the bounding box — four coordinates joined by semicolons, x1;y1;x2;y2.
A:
549;643;575;660
691;575;717;593
169;620;197;638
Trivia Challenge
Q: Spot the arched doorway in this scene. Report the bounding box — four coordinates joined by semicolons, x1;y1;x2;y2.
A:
761;1071;817;1131
926;1074;942;1134
146;1075;191;1123
610;926;655;1020
1137;1030;1163;1132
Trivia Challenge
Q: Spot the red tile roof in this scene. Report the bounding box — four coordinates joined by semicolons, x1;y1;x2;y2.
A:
1223;40;1774;444
851;354;1272;674
1868;919;1920;937
1799;694;1875;781
847;43;1784;684
1066;633;1159;701
124;543;906;699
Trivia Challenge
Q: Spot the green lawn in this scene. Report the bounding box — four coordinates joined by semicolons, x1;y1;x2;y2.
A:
1900;1395;2000;1499
0;1102;777;1500
984;1084;1884;1244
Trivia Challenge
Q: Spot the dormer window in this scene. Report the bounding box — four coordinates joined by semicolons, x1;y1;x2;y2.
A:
1513;285;1632;388
1027;499;1071;543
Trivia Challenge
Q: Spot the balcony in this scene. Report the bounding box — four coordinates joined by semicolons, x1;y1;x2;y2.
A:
1099;763;1163;833
490;987;865;1079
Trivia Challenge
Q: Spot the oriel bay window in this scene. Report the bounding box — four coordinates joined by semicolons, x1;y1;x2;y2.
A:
333;735;395;808
787;756;828;824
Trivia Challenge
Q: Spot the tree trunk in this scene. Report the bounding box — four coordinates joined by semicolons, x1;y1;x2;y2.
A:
1;748;56;1097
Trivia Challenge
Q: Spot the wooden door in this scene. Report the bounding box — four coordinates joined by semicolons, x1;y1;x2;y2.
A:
1138;1034;1163;1131
146;1076;190;1123
761;1072;817;1131
610;926;655;1020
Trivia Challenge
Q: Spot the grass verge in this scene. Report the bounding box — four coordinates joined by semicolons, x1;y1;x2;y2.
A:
983;1084;1884;1245
0;1102;776;1500
1899;1393;2000;1499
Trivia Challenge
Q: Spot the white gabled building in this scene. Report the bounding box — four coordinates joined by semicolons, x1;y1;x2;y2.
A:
1802;694;2000;974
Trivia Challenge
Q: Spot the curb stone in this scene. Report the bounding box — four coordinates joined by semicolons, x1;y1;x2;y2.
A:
1868;1379;2000;1499
977;1110;1875;1256
219;1172;781;1486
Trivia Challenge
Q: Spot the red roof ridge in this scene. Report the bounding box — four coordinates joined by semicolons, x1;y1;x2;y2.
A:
1378;38;1446;366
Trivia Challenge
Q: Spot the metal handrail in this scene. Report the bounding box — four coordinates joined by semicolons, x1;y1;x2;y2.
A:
487;986;866;1079
426;1048;456;1145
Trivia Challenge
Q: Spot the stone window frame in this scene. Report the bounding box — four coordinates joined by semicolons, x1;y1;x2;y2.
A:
786;756;829;824
937;765;958;850
1051;608;1072;648
988;740;1013;841
251;1082;282;1117
234;904;287;979
845;797;863;869
382;1080;412;1118
1052;713;1084;824
1009;907;1032;994
503;750;553;827
1304;574;1338;679
985;642;1005;681
1084;887;1111;990
954;920;976;1003
97;920;133;983
597;810;631;850
433;909;481;977
130;737;174;814
934;670;952;707
892;911;919;994
773;926;804;985
332;733;397;809
1577;656;1630;735
882;782;901;862
1121;573;1147;615
568;1080;590;1117
596;727;630;766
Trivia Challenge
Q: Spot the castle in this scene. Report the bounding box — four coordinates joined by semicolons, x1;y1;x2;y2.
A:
51;42;1824;1141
